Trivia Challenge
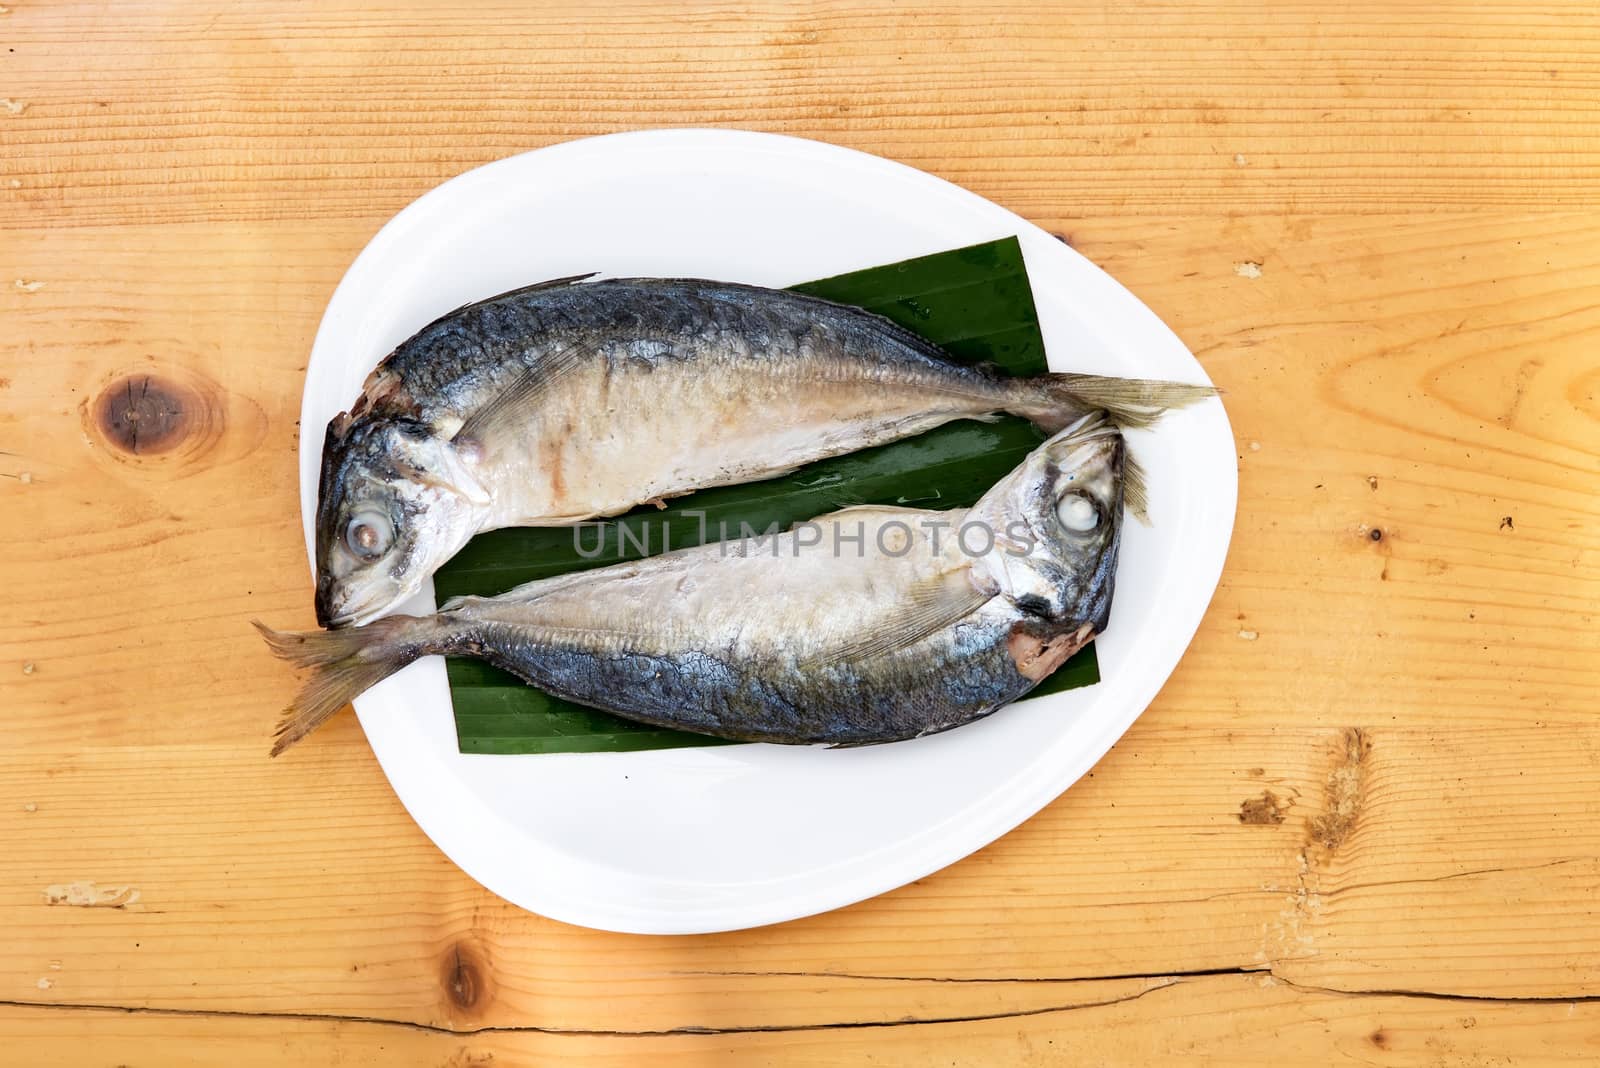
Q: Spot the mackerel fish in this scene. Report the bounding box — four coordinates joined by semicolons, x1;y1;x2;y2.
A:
315;276;1210;627
264;411;1129;753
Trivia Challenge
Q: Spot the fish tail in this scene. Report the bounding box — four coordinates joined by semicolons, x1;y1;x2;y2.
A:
253;616;435;756
1012;373;1218;432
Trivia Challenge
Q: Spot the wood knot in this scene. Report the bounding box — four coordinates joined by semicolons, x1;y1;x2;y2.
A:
441;942;494;1017
94;375;194;455
83;367;241;479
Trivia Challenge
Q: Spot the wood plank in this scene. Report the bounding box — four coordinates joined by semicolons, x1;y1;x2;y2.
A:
2;212;1593;750
5;2;1600;227
5;974;1598;1065
1;721;1596;1030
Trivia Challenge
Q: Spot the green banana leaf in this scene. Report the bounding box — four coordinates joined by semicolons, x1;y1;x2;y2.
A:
436;236;1100;754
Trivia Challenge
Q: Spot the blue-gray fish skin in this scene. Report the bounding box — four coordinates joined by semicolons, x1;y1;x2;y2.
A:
451;598;1053;746
315;276;1208;629
261;413;1125;753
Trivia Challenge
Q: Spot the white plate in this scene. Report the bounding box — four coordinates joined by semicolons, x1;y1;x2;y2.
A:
300;129;1235;934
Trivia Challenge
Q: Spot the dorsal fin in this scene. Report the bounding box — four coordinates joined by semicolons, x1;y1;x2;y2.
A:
405;273;599;344
439;273;598;322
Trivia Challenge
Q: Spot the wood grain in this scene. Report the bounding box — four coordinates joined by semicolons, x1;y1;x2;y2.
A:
2;0;1598;1062
3;724;1598;1031
5;1;1600;227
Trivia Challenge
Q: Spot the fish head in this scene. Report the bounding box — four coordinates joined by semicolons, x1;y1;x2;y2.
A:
969;410;1126;634
314;416;489;628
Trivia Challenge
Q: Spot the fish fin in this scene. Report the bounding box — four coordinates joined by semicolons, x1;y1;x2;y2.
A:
804;503;937;524
517;511;608;525
253;617;431;756
1015;373;1219;432
478;272;598;299
437;273;599;322
1123;447;1151;525
808;574;990;669
453;335;599;446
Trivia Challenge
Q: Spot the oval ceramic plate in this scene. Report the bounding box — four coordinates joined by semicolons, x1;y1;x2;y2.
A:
300;129;1235;934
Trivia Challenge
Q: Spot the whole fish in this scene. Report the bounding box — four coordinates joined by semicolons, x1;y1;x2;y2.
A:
262;411;1128;754
315;275;1210;627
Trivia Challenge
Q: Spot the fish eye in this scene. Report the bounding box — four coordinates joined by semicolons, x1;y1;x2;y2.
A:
345;511;393;559
1056;493;1100;533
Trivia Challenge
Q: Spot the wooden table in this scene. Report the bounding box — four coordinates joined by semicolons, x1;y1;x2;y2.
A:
4;2;1597;1063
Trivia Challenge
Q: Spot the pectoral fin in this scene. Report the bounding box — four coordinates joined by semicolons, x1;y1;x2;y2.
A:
808;573;990;669
453;334;599;448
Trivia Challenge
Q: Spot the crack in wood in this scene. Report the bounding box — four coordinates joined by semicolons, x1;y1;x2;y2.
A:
5;962;1597;1037
0;981;1179;1037
1200;855;1595;907
1294;855;1592;899
672;965;1252;985
1266;975;1600;1006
